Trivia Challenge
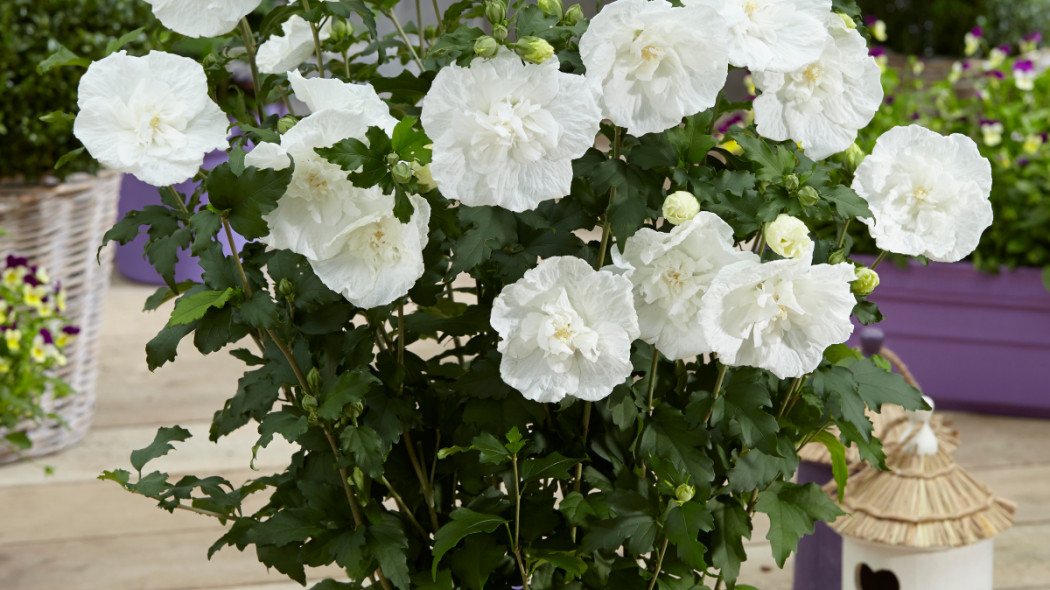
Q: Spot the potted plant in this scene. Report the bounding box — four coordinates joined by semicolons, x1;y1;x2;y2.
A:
72;0;999;588
0;0;159;459
846;28;1050;418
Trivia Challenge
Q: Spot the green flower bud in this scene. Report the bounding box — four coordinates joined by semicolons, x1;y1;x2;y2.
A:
485;0;506;24
764;214;813;260
306;367;322;395
330;19;353;42
201;53;219;68
662;191;700;225
491;24;508;43
836;12;856;29
796;185;820;207
385;152;401;167
851;267;880;296
539;0;563;19
302;394;319;413
277;115;298;134
474;35;500;58
675;483;696;503
424;24;438;39
391;161;413;184
844;142;865;172
563;3;584;26
513;36;555;64
277;278;295;300
827;250;847;265
783;173;800;192
345;401;365;421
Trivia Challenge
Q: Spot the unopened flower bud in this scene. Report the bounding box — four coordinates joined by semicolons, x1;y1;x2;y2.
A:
514;36;555;64
844;142;865;171
783;174;800;192
662;191;700;225
277;278;295;299
277;115;298;134
345;401;365;421
201;53;219;68
491;24;508;42
764;214;813;260
474;35;499;58
563;4;584;26
796;185;820;207
836;13;856;29
330;20;352;42
675;483;696;503
391;161;413;184
485;0;506;24
385;152;400;167
302;394;318;413
306;367;322;395
539;0;563;19
827;250;847;265
411;161;438;192
851;267;880;296
424;24;438;39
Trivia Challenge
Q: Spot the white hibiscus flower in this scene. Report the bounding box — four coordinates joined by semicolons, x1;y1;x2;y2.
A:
74;51;229;187
287;70;395;132
610;212;759;361
311;193;431;309
257;15;333;74
420;49;601;212
701;258;856;379
687;0;831;73
853;125;993;262
579;0;730;136
753;14;883;160
143;0;261;38
491;256;640;403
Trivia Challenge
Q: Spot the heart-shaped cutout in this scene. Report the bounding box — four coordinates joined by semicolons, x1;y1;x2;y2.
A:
857;563;900;590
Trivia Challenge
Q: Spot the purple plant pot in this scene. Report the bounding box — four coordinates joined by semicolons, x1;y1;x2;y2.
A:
850;257;1050;418
115;150;243;285
792;461;842;590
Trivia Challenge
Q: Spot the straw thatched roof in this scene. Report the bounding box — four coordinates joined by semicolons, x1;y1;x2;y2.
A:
798;404;960;466
824;440;1015;549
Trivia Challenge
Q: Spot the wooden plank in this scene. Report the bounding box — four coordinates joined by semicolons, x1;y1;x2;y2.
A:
0;528;344;590
941;411;1050;470
968;464;1050;524
994;522;1050;589
0;422;295;488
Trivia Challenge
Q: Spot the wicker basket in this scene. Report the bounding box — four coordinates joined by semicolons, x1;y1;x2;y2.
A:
0;172;120;463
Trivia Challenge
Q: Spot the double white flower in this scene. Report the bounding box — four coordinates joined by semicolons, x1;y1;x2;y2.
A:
580;0;730;136
853;125;993;262
73;51;229;187
143;0;261;38
491;257;640;403
257;15;334;74
753;14;884;160
420;50;601;212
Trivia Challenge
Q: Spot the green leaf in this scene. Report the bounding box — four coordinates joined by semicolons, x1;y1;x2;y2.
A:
318;369;379;421
237;290;280;331
732;133;795;181
531;549;587;580
727;441;799;494
169;288;236;326
130;426;192;474
708;499;750;586
4;431;31;450
667;111;717;163
813;430;849;502
713;368;779;452
821;185;873;220
431;508;508;579
189;209;223;256
558;491;597;527
845;356;928;412
258;409;309;445
104;27;145;54
583;490;660;555
54;147;85;171
370;521;412;590
316;127;393;190
145;322;196;370
756;481;844;568
206;164;294;239
639;407;714;492
664;502;711;570
98;469;131;487
450;206;517;274
143;281;198;312
470;432;511;464
37;44;90;74
340;426;385;477
520;452;578;481
391;116;431;164
250;510;325;547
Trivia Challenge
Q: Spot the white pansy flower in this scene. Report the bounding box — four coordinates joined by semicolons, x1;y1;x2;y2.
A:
853;125;993;262
287;70;395;133
74;51;229;187
687;0;830;73
143;0;261;38
610;212;759;361
491;256;640;403
420;49;600;212
701;258;856;379
580;0;730;136
244;109;385;259
311;193;431;309
764;214;813;260
753;14;883;160
257;15;333;74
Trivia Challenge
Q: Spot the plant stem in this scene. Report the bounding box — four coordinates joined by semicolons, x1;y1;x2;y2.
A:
415;0;427;53
646;536;670;590
403;426;441;531
163;185;190;214
238;18;265;122
595;126;623;270
380;475;429;537
300;0;327;77
431;0;443;34
385;9;425;70
836;218;852;250
221;218;266;353
870;250;889;269
776;376;804;421
702;362;729;423
646;350;660;415
397;303;406;394
512;454;530;590
172;502;227;520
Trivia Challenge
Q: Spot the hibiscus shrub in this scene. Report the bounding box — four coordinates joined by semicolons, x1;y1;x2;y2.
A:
71;0;988;588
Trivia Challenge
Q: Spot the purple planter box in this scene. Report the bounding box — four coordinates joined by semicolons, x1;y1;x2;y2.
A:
850;257;1050;418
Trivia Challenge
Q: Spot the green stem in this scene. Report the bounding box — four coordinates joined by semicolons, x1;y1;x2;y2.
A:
870;250;889;269
512;453;529;589
163;185;189;214
646;350;660;415
238;18;265;122
646;536;670;590
300;0;327;77
776;376;804;421
431;0;443;34
172;502;227;520
385;9;425;70
702;362;729;423
380;475;429;537
595;126;623;270
403;426;441;531
221;218;266;354
397;302;406;394
415;0;427;53
836;218;852;250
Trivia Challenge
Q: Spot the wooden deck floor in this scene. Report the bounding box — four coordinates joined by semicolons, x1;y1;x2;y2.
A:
1;275;1048;590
